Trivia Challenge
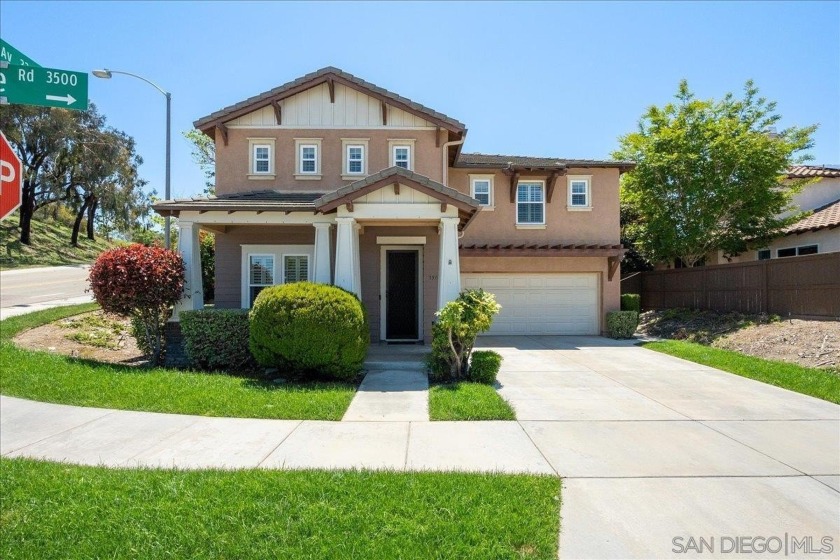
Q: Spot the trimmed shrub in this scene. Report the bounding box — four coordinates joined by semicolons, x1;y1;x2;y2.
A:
607;311;639;339
249;282;368;381
88;244;184;364
428;289;501;382
180;309;252;371
621;293;641;313
469;350;503;384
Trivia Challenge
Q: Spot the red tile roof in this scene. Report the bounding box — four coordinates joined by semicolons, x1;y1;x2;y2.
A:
784;198;840;234
787;165;840;178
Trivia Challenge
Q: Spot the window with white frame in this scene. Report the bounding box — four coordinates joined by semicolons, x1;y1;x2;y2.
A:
248;138;275;178
470;176;493;207
299;144;318;174
516;182;545;224
253;145;271;174
284;255;309;283
346;145;365;175
393;146;411;169
567;176;591;209
777;245;818;258
248;255;274;306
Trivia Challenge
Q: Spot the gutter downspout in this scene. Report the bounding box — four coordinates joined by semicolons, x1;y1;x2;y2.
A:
441;131;466;187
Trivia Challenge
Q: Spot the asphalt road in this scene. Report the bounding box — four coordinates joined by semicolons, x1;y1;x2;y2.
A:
0;265;91;313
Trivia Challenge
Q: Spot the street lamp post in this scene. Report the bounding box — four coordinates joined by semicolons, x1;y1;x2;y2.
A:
92;69;172;248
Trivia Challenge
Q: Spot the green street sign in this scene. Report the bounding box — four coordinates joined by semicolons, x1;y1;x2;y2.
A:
0;63;88;110
0;39;41;68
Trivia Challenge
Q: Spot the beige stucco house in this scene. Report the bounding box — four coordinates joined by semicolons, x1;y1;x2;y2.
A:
155;67;632;341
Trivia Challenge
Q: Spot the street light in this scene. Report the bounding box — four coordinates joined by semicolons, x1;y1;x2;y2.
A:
92;68;172;248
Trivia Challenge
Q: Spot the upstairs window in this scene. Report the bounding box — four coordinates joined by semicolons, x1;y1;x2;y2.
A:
300;145;317;174
253;145;270;174
248;138;275;179
248;255;274;306
284;255;309;283
470;176;493;207
567;176;591;209
393;146;411;169
516;182;545;224
347;145;364;175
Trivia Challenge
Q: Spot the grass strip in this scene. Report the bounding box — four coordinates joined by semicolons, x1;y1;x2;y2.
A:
0;458;560;560
0;305;356;420
643;339;840;404
430;381;516;420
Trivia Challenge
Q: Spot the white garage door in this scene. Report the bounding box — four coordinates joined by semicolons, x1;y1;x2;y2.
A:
461;273;599;335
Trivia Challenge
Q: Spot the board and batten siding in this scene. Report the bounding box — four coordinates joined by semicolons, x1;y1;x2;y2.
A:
226;82;434;128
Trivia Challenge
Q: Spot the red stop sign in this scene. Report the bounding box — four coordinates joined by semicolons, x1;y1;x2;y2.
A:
0;131;22;221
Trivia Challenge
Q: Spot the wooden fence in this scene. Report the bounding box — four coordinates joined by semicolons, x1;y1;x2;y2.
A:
621;252;840;318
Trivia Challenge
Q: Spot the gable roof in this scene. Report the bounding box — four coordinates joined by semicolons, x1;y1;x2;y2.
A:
787;165;840;179
783;198;840;235
455;152;635;172
193;66;466;134
315;166;480;213
153;190;323;216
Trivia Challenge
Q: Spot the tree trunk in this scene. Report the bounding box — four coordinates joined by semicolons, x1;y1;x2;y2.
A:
70;195;91;247
18;180;36;246
86;196;98;240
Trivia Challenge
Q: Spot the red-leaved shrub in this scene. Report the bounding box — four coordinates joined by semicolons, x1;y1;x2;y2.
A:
88;244;185;364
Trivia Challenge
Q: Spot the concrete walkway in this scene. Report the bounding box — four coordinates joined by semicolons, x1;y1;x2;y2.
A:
2;336;839;559
342;369;429;421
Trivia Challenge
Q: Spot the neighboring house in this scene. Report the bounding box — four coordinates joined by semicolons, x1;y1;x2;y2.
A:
709;165;840;265
154;67;632;341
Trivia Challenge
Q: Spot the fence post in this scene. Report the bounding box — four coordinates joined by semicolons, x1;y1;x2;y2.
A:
762;260;769;314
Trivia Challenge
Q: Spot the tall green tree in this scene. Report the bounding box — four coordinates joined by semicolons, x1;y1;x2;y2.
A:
184;129;215;195
614;80;816;267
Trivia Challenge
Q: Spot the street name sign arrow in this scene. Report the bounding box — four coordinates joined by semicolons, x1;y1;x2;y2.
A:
0;62;88;111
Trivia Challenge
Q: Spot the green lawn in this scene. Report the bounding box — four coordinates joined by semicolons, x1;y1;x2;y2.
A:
0;458;560;560
429;382;516;421
0;305;356;420
643;339;840;404
0;214;121;269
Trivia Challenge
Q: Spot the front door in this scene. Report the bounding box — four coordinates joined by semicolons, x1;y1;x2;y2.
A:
385;249;419;340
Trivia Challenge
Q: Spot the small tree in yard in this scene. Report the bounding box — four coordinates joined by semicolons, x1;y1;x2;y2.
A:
88;245;185;364
615;80;817;267
432;289;501;381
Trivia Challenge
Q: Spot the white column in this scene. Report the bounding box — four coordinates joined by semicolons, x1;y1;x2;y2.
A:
172;220;204;320
438;217;461;308
312;222;332;284
334;217;360;296
352;222;362;296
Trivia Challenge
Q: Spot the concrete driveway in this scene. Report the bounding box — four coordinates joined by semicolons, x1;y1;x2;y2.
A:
477;336;840;560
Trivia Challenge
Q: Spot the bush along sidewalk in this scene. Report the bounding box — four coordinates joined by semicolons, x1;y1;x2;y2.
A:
607;310;639;339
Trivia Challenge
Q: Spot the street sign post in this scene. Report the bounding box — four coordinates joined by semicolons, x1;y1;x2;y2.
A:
0;131;23;221
0;63;88;110
0;39;41;68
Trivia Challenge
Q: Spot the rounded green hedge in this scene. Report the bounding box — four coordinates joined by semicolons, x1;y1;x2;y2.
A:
249;283;369;381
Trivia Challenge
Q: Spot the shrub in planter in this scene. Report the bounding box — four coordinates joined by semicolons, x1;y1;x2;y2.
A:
88;244;184;364
428;289;501;382
249;282;368;381
469;350;503;384
621;293;641;313
607;310;639;339
180;309;252;371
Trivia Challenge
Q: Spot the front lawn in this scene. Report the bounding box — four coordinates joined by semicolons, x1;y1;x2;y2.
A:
0;305;356;420
0;458;560;560
429;382;516;421
643;339;840;404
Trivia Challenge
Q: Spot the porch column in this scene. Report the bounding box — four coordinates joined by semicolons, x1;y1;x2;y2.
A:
172;220;204;320
437;217;461;308
312;222;332;284
334;217;360;296
353;222;362;296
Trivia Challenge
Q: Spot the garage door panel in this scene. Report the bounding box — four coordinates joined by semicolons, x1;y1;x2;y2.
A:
461;273;599;335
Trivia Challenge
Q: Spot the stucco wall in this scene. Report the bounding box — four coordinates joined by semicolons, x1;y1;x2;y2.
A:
460;256;620;334
448;167;621;246
215;128;444;195
720;228;840;264
785;177;840;217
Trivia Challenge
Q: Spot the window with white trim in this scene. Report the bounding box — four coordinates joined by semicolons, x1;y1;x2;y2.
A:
248;255;274;306
284;255;309;283
346;145;364;175
516;182;545;224
471;177;493;207
777;245;818;258
253;145;271;174
393;146;411;169
567;177;591;208
299;144;317;174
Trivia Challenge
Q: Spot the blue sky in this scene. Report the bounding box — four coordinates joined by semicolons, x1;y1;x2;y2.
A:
2;1;838;199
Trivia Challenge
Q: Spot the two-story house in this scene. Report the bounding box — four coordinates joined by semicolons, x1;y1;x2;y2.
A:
155;67;633;341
